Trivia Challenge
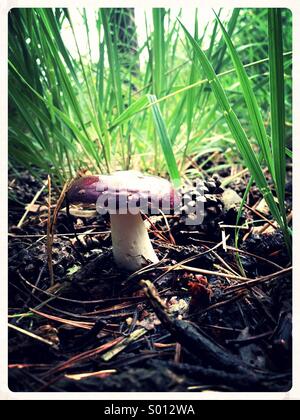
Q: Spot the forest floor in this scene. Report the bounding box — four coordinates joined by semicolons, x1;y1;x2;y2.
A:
8;165;292;392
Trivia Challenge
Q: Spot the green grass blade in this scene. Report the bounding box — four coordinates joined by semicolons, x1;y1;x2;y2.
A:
214;11;274;180
285;147;292;158
268;9;287;217
100;9;126;166
213;9;240;73
9;60;102;173
182;10;200;164
148;94;181;186
234;176;254;276
152;9;165;97
100;9;124;115
178;19;283;228
42;9;79;84
109;96;149;130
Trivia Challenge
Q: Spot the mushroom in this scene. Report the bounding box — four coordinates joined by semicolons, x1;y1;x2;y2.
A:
67;171;181;272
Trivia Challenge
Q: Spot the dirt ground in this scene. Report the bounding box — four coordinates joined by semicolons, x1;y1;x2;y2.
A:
8;168;292;392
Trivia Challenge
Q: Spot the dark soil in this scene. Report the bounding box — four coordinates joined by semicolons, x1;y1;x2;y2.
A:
8;169;292;392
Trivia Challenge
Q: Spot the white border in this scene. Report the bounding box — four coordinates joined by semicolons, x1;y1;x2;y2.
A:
1;0;299;400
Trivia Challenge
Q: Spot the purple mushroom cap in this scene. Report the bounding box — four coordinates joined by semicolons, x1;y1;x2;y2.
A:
66;175;100;205
67;171;181;214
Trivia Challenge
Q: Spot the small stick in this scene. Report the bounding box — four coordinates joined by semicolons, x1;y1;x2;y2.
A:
51;180;71;230
174;342;182;363
140;280;260;374
17;181;47;228
43;336;123;378
220;224;249;230
226;245;283;270
8;323;58;349
179;264;291;285
221;229;227;251
47;179;71;286
30;308;94;330
19;271;147;305
186;291;248;319
158;209;176;245
143;213;170;243
178;264;250;281
46;175;54;286
8;230;111;238
152;235;230;283
224;266;292;293
244;203;278;230
256;210;292;235
226;331;273;345
65;370;117;381
210;249;240;277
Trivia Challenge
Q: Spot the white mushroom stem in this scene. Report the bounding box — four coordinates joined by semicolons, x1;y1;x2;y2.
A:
110;213;159;272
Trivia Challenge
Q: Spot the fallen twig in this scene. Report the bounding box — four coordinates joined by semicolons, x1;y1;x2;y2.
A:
43;336;123;378
46;175;54;286
101;328;148;362
140;279;259;374
225;266;292;293
8;323;58;349
17;181;47;228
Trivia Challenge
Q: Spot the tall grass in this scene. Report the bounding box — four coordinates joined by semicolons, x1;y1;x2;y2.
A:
9;8;291;177
9;8;292;249
179;9;291;251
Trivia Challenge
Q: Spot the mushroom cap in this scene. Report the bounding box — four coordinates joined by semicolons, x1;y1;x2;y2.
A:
67;171;181;213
